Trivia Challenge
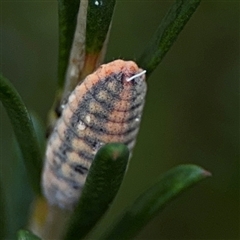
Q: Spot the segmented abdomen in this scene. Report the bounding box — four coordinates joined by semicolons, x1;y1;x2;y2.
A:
42;60;147;209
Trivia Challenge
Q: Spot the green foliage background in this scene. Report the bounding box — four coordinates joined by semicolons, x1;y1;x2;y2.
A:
0;1;239;239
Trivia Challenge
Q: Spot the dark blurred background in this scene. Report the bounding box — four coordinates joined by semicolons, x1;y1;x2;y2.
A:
0;1;239;239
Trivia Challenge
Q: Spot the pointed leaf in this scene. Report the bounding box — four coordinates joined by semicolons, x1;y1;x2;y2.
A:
100;164;211;240
64;143;129;240
17;229;41;240
0;74;42;195
137;0;201;76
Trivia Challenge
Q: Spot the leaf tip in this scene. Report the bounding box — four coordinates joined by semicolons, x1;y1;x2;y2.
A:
98;143;129;161
201;169;212;178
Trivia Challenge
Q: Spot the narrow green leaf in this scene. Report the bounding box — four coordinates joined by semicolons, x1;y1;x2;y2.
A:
58;0;81;89
17;229;41;240
64;143;129;240
86;0;116;54
137;0;201;76
30;112;46;154
75;0;116;83
0;74;42;195
0;184;6;240
3;113;44;239
3;138;34;239
100;164;211;240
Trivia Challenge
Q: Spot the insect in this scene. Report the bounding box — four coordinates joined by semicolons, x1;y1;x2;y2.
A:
42;59;147;209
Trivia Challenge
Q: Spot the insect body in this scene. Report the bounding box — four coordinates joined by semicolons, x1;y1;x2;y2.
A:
42;60;147;209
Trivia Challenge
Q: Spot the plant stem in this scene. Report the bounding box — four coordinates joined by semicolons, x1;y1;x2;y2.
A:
29;197;71;240
63;0;88;100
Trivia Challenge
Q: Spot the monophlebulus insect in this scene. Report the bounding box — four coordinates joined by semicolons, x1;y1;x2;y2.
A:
42;59;147;209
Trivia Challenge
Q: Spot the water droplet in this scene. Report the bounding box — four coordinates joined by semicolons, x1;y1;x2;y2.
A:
77;121;86;131
135;117;140;122
94;0;103;6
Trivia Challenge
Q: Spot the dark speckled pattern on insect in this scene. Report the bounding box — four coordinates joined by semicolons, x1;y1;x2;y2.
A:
42;60;147;209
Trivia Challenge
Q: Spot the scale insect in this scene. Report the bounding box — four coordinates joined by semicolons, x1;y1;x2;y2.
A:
42;59;147;209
